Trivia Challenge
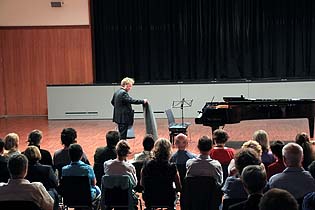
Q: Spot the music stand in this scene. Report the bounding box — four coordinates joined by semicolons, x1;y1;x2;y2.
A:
172;98;193;125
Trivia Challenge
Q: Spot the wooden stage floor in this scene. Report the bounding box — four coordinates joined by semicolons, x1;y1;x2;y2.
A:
0;116;311;165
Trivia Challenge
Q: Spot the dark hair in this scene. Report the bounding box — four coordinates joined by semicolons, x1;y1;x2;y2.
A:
234;148;261;174
197;136;213;152
270;141;285;159
61;128;77;147
213;129;229;144
143;134;155;151
28;130;42;146
106;131;120;148
116;140;131;157
295;132;313;168
259;188;298;210
68;143;83;162
308;161;315;179
8;154;28;178
0;138;4;151
241;165;266;194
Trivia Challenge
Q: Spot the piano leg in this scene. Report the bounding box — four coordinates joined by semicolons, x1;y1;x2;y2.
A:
211;126;219;135
308;117;314;138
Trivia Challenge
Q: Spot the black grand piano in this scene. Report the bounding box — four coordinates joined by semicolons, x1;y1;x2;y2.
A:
195;96;315;138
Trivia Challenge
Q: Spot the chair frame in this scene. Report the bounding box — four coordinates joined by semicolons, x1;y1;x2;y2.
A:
165;109;189;144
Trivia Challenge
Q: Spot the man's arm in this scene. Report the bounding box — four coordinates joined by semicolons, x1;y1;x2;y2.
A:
35;182;54;210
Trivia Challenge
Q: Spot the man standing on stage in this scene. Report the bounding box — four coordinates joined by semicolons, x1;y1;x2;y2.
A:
111;77;148;140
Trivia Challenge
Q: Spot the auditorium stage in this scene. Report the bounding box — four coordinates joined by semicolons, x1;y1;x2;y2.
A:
0;117;311;164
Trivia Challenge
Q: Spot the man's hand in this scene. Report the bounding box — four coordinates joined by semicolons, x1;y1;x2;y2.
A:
144;99;148;104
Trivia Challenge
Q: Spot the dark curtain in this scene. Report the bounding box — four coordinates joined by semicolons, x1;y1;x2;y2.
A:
92;0;315;83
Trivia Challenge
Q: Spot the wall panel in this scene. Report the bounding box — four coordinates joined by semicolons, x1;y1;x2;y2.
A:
0;26;93;115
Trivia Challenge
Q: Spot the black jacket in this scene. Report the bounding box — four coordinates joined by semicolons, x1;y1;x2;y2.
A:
111;88;144;125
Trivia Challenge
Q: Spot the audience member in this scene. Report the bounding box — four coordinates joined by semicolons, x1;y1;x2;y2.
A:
268;143;315;199
0;154;54;210
186;136;223;186
228;140;262;176
93;130;120;187
141;138;181;210
252;130;275;167
295;132;314;169
210;129;235;165
3;133;20;157
0;138;9;182
53;127;90;178
27;129;53;166
24;146;59;210
267;140;286;179
302;192;315;210
222;148;261;199
134;134;155;162
62;143;100;200
104;140;137;187
259;188;298;210
229;165;267;210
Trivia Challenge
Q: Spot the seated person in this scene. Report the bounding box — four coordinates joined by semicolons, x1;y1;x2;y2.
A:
53;128;90;179
0;154;54;210
302;192;315;210
295;132;314;169
210;129;235;165
228;140;262;176
268;143;315;199
3;133;20;157
104;140;137;187
229;165;267;210
93;130;120;187
27;130;53;166
133;134;155;162
186;136;223;187
252;130;275;167
141;138;181;210
222;148;261;200
0;138;9;182
62;143;100;200
267;140;286;179
24;146;58;209
259;188;298;210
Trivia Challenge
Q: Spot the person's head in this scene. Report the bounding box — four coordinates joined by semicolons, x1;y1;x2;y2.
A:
27;129;43;146
252;130;270;152
0;138;4;154
295;132;310;145
212;129;229;145
175;133;188;150
197;136;213;154
24;146;42;164
8;154;28;179
4;133;19;151
153;138;172;161
241;140;262;156
259;188;298;210
61;128;77;147
116;140;131;158
121;77;135;92
106;130;120;148
68;143;83;162
241;165;267;194
234;148;261;174
143;134;155;151
282;142;303;167
270;140;285;160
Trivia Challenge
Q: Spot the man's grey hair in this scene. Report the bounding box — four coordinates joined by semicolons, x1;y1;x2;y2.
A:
282;142;303;167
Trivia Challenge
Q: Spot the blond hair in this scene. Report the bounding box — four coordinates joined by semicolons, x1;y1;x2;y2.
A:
242;140;262;156
4;133;19;151
121;77;135;86
253;130;270;151
24;146;42;163
153;138;172;161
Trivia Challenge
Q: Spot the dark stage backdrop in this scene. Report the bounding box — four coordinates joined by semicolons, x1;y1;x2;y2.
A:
92;0;315;83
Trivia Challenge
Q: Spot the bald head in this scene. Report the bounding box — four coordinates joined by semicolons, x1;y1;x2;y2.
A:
175;133;188;150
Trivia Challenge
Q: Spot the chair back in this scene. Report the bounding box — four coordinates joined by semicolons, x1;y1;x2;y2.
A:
101;175;135;210
142;176;176;208
181;176;222;210
132;161;144;192
0;200;42;210
59;176;92;208
165;109;176;125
